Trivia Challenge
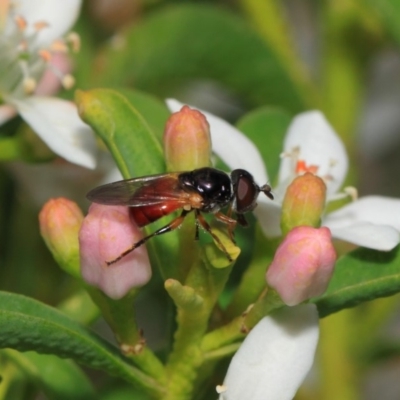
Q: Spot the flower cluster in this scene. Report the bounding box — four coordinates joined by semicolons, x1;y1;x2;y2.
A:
0;0;96;168
167;99;400;252
39;99;400;400
165;100;400;400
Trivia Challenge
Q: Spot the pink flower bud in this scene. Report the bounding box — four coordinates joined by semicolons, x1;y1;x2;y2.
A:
164;105;211;171
281;173;326;235
39;197;83;278
266;226;336;306
79;204;151;299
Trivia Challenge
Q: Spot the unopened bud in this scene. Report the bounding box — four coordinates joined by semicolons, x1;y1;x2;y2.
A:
79;204;151;300
164;105;211;171
281;172;326;235
39;198;83;278
266;226;336;306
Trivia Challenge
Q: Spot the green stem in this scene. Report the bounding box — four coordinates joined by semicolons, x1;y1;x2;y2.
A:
87;287;166;382
202;343;240;362
201;287;284;353
225;226;278;319
177;213;200;280
164;252;233;400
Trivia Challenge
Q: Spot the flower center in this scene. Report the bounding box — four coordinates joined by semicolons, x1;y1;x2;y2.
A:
0;3;79;99
295;160;319;175
281;146;336;184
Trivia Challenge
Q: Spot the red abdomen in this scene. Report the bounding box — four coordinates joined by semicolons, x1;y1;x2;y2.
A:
129;201;183;227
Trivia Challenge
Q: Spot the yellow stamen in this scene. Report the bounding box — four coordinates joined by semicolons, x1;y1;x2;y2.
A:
280;146;300;160
62;74;75;89
23;77;36;94
66;32;81;52
344;186;358;202
216;385;227;394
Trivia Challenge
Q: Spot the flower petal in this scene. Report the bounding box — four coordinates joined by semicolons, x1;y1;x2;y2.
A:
279;111;348;195
220;304;319;400
254;198;282;237
12;96;97;169
166;99;268;185
324;196;400;250
328;222;399;251
325;195;400;231
8;0;82;47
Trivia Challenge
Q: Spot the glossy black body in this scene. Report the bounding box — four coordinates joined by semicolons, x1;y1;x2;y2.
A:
178;168;233;212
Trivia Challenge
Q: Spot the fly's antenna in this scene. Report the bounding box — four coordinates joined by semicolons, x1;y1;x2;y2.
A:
260;184;274;200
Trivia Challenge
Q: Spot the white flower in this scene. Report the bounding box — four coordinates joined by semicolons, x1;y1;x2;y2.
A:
167;99;400;252
0;0;96;169
218;304;319;400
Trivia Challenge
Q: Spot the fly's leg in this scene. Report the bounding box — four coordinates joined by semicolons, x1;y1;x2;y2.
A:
195;221;200;241
214;209;238;244
195;211;233;262
106;209;191;266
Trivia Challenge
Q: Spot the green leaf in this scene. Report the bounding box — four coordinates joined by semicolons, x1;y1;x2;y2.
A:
236;107;291;185
75;88;165;179
116;88;170;142
0;291;163;396
315;245;400;317
3;349;95;400
93;4;310;112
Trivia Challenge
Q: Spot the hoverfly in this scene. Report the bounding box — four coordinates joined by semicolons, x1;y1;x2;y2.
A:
87;167;273;265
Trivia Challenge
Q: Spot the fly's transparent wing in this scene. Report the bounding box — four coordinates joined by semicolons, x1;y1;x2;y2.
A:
86;172;191;207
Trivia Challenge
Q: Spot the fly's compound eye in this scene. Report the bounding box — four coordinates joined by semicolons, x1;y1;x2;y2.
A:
231;169;259;213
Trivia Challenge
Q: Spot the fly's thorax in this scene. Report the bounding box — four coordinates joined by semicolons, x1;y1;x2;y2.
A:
178;167;233;213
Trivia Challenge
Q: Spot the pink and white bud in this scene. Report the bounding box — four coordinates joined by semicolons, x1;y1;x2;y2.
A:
266;226;336;306
164;105;211;171
79;204;151;299
39;197;83;278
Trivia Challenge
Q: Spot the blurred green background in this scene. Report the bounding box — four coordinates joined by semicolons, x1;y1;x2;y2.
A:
2;1;400;399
